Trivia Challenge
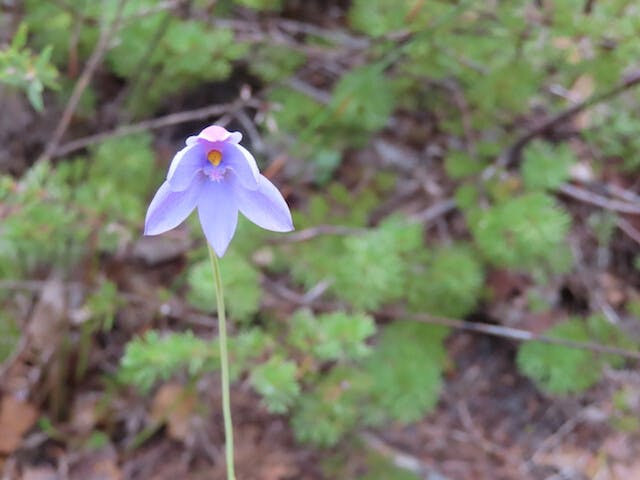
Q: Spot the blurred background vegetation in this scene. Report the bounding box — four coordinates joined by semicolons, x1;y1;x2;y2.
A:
2;1;640;478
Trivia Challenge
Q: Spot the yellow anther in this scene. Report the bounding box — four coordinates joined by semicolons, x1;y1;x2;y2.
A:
207;149;223;166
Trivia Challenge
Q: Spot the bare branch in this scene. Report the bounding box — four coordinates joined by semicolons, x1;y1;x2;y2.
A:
52;100;256;157
382;309;640;361
558;183;640;215
38;0;129;164
484;69;640;180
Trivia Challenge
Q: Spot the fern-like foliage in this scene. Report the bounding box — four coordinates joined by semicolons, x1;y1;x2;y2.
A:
407;244;484;318
517;315;632;395
522;141;575;191
291;367;362;446
288;310;376;361
119;328;271;393
470;192;571;273
250;356;300;413
119;331;218;393
109;15;247;114
331;66;395;133
187;251;261;324
332;220;422;310
362;322;449;424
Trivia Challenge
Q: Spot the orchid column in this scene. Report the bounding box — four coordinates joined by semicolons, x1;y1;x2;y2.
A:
144;125;294;479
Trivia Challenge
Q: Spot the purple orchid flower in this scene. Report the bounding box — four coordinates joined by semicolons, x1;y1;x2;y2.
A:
144;125;294;256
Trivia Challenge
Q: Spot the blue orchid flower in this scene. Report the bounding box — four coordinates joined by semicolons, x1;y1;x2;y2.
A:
144;125;294;256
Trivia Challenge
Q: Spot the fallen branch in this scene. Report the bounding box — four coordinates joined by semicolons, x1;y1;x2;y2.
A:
360;432;447;480
558;183;640;215
484;69;640;180
52;100;257;158
382;309;640;361
39;0;129;164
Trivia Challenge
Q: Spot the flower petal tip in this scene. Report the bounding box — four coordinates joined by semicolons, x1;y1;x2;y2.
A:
198;125;242;144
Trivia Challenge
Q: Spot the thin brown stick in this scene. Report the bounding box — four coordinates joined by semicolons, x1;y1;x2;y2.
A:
39;0;129;164
484;69;640;180
382;309;640;361
52;100;255;158
359;431;444;478
278;225;364;243
558;183;640;215
617;217;640;246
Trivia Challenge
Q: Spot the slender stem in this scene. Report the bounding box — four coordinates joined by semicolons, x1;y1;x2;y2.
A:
207;245;236;480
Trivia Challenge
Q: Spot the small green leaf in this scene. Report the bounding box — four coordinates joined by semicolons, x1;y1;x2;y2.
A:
251;356;300;413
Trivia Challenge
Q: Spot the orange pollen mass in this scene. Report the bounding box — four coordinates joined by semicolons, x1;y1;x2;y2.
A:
207;149;223;166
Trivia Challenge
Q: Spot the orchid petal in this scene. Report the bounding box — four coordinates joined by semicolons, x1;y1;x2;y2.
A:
223;143;260;190
197;125;242;144
144;177;204;235
231;174;294;232
198;181;239;257
167;143;207;191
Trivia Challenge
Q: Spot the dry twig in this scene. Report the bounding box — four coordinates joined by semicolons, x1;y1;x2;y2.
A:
558;183;640;215
52;100;257;157
39;0;129;164
484;69;640;180
381;309;640;361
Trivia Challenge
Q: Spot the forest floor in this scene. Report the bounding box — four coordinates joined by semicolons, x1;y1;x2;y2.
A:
3;2;640;479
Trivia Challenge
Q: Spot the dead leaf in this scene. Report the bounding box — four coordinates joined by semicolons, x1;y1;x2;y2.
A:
0;395;39;454
150;383;196;442
27;277;66;352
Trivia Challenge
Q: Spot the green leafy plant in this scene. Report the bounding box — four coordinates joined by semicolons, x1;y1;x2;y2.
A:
250;356;300;413
289;310;376;361
522;141;575;191
0;23;58;111
187;251;262;324
470;192;572;273
363;322;448;424
517;315;632;395
406;244;484;318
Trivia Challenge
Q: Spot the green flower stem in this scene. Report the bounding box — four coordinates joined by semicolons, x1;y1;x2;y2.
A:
208;245;236;480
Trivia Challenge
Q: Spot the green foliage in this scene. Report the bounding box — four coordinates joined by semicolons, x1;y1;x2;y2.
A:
54;133;157;251
23;0;99;66
585;108;640;171
234;0;283;11
109;16;247;114
348;0;428;36
249;45;305;83
331;66;394;133
291;367;361;446
517;315;632;395
0;162;87;276
470;193;572;273
119;328;272;393
0;23;58;111
407;244;484;318
444;151;486;179
84;280;120;331
251;356;300;413
331;219;422;310
119;331;218;393
362;322;448;424
356;453;422;480
187;251;261;323
13;0;640;459
288;310;376;361
522;141;575;191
